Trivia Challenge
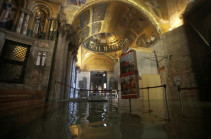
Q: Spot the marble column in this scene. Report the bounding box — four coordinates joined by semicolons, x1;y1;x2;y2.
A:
16;10;25;33
61;39;70;99
65;51;73;99
22;13;30;35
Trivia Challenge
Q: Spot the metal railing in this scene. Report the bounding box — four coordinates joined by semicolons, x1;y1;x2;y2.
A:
53;81;118;102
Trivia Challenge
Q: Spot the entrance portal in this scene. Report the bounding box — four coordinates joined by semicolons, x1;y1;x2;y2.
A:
90;71;107;92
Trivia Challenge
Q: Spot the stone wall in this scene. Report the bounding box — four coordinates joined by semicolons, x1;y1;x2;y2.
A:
150;25;198;95
107;72;114;90
135;49;158;78
0;31;5;53
114;26;199;122
0;30;55;96
149;25;200;121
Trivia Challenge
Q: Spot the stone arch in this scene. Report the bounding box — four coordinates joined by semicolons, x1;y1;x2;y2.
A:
73;0;161;35
27;2;54;38
28;2;53;18
82;54;115;71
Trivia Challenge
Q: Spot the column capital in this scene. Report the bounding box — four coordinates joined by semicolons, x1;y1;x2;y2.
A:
20;9;32;15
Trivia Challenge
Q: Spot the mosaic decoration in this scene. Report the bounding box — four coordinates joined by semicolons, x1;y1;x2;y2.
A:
127;31;137;44
33;10;47;38
130;20;144;34
136;34;147;47
67;0;86;5
80;9;90;29
0;1;17;30
81;26;89;41
83;33;123;53
119;5;145;35
136;34;154;47
92;3;107;22
92;22;101;34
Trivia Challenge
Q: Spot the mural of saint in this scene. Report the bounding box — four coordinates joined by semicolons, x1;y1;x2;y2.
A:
0;1;16;30
33;11;46;38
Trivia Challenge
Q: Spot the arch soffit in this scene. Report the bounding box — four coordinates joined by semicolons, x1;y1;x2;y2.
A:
72;0;161;35
28;1;53;18
83;54;115;66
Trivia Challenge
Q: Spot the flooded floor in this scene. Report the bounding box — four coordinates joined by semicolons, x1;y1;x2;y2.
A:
1;98;211;139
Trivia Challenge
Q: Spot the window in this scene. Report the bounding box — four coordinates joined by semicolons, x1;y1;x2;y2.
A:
0;40;31;83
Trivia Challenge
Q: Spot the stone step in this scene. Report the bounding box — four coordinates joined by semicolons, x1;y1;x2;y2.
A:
0;98;43;111
0;90;46;98
0;98;33;103
0;94;33;99
0;102;46;117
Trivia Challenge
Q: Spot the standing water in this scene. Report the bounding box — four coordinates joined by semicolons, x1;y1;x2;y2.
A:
2;98;169;139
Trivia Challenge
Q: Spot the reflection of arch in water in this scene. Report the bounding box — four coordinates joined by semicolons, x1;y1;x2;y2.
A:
109;77;118;90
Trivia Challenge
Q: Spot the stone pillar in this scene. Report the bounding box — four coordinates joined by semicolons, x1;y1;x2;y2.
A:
65;51;73;99
16;10;25;33
46;18;52;39
22;13;30;35
61;39;70;99
48;29;67;101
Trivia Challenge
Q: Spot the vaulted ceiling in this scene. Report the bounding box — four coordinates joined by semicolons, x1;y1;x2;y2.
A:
47;0;190;71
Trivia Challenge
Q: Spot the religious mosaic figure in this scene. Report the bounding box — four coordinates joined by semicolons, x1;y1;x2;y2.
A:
33;11;46;38
34;17;44;38
145;0;168;23
0;1;16;30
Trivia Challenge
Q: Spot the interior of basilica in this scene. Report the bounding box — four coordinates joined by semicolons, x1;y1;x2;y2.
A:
0;0;210;138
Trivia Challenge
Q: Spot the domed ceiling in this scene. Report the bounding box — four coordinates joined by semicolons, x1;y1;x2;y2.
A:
73;1;160;52
82;33;124;53
64;0;190;71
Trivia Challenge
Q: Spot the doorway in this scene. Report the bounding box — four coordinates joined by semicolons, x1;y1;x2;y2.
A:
90;71;107;92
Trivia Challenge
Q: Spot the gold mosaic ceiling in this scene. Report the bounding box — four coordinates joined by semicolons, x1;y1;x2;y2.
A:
61;0;189;71
72;0;161;71
73;1;160;50
82;33;124;53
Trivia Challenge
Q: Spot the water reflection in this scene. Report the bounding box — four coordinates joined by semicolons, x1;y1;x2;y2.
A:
4;100;168;139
